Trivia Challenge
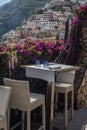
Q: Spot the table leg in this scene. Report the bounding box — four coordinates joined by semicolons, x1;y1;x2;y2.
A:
46;82;55;130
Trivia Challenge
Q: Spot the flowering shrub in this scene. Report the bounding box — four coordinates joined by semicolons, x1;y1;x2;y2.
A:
14;38;64;65
72;4;87;26
0;38;64;71
66;4;87;65
71;4;87;43
0;45;9;73
72;4;87;46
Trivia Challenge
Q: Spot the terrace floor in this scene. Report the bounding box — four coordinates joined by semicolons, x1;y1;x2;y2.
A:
53;107;87;130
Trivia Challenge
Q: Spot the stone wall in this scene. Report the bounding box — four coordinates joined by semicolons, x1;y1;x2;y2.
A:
77;70;87;108
74;24;87;109
77;27;87;66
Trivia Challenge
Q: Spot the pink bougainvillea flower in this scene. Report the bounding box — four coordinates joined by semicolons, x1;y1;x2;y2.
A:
55;45;61;51
2;47;7;52
48;49;53;55
23;50;30;56
80;4;87;11
47;42;54;49
72;16;78;25
17;50;23;53
36;44;43;52
15;44;21;50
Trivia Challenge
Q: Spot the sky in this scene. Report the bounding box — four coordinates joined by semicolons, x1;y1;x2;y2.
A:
0;0;11;6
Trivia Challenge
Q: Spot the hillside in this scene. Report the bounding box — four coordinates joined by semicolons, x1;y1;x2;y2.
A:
0;0;50;38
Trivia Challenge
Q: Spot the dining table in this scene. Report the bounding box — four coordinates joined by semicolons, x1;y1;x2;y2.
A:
25;62;79;130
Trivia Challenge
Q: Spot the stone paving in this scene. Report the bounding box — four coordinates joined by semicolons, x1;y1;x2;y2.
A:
53;107;87;130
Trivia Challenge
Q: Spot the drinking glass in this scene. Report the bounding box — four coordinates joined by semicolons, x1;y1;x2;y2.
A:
35;60;41;67
43;60;49;68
